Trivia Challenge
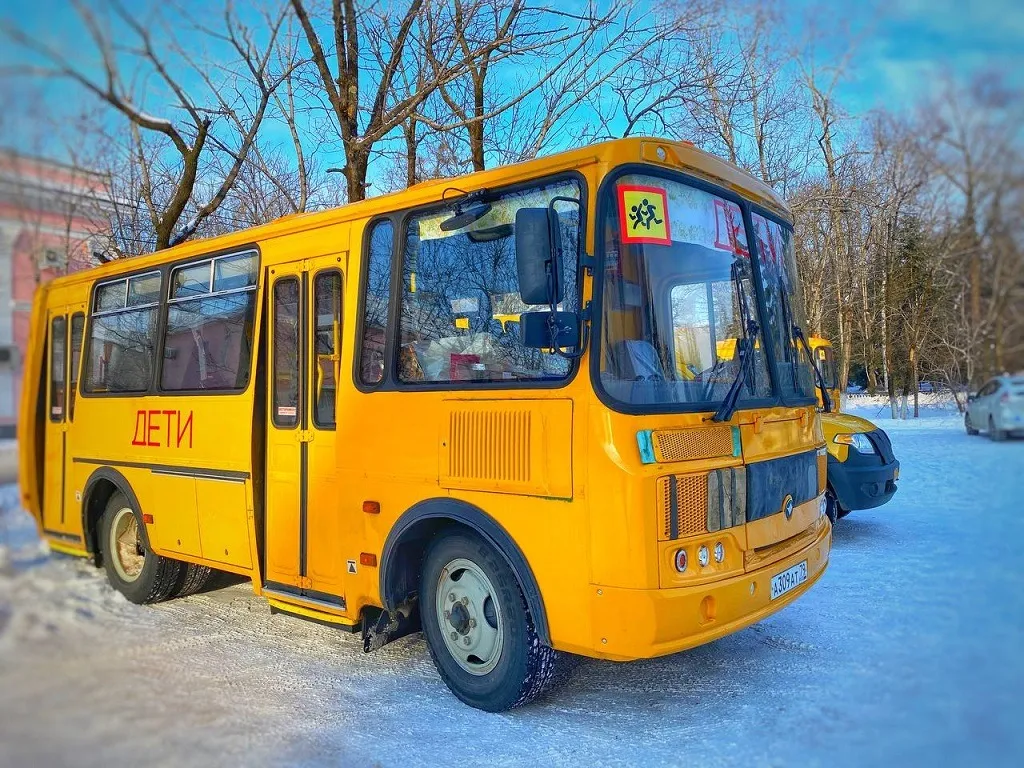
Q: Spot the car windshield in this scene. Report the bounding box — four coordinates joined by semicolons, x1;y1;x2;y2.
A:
597;172;773;409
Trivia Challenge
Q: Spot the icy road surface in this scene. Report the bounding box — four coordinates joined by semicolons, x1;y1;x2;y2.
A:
1;413;1022;767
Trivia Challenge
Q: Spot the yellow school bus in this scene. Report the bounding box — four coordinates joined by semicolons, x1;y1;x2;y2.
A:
19;138;831;711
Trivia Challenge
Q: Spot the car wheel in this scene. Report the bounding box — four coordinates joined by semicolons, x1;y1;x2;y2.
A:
965;412;979;435
823;488;839;525
989;416;1008;442
420;528;573;712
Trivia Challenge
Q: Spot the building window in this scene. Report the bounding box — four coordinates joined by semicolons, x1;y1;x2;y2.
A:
84;272;161;393
161;252;258;391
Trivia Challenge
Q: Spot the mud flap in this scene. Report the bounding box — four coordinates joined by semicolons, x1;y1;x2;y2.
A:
362;600;420;653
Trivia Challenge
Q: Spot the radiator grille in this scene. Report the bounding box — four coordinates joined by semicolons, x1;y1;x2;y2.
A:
448;409;531;483
653;426;734;463
658;473;707;540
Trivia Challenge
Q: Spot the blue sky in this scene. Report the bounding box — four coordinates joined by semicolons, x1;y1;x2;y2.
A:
1;0;1021;162
800;0;1024;113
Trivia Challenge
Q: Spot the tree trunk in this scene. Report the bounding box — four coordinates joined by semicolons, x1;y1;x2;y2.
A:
405;121;418;188
861;279;877;394
910;343;919;418
345;147;369;203
469;71;486;172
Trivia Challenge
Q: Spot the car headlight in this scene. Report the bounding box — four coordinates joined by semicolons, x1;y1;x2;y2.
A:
833;432;875;454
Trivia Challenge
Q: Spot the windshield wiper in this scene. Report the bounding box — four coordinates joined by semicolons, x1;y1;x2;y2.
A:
776;284;832;413
711;317;759;422
712;261;759;423
792;323;833;413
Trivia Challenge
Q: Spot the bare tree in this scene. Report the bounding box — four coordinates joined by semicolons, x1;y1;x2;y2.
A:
3;0;294;250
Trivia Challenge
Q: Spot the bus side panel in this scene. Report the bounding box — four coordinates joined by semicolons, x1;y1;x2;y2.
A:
18;284;49;528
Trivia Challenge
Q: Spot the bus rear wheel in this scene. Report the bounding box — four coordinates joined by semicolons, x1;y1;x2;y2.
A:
100;491;182;604
420;528;571;711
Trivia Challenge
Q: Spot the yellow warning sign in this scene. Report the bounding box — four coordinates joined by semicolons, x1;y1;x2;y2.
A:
618;185;671;245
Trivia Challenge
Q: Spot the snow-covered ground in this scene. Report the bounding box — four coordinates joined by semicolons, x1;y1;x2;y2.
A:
1;412;1023;767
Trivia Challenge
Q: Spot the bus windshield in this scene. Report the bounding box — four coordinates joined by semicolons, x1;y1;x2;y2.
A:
597;172;773;409
750;213;816;401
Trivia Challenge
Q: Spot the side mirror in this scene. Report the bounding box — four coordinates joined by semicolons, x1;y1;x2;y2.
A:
519;311;578;350
515;207;563;306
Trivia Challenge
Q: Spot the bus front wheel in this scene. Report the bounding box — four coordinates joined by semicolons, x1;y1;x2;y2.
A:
100;491;182;604
419;528;571;711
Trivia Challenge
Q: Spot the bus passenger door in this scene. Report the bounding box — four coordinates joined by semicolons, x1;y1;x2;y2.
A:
42;310;68;537
42;306;85;541
264;256;346;605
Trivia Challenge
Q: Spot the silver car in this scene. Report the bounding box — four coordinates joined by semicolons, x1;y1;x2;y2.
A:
966;375;1024;440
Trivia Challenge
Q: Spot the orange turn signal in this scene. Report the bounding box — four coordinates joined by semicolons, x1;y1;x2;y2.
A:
360;553;377;567
362;500;380;514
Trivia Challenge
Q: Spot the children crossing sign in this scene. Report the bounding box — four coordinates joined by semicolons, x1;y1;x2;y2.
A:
617;184;672;246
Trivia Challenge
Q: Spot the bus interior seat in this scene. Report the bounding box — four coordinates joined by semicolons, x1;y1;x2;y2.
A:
611;339;666;381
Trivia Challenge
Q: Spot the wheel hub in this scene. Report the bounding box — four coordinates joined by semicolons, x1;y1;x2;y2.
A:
435;558;504;676
110;507;145;583
448;602;471;634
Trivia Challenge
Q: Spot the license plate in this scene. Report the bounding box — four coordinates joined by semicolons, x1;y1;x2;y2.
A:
770;561;808;600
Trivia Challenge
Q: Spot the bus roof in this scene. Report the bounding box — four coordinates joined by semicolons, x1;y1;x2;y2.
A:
46;137;791;290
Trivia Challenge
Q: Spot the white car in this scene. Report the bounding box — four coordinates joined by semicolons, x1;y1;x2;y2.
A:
965;375;1024;440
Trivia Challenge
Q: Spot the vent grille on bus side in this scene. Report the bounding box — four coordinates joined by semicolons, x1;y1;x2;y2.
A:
658;473;707;540
652;426;735;463
448;409;531;483
439;399;573;499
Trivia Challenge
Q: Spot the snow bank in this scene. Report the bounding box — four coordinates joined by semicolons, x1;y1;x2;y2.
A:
1;417;1023;766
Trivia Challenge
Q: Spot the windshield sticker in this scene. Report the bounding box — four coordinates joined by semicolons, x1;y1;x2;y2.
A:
752;214;788;284
714;200;749;256
618;185;672;245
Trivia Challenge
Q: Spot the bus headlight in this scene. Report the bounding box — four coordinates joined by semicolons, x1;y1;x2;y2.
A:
833;432;875;454
713;542;725;563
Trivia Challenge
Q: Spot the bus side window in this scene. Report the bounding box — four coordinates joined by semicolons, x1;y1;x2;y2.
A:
84;273;161;393
358;220;394;385
273;278;301;428
69;313;84;420
49;316;66;421
313;271;342;428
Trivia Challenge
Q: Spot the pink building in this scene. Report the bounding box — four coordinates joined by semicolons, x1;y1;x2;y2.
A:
0;150;111;437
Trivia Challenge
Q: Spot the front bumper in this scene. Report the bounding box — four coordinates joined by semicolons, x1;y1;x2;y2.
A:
828;454;899;511
585;516;831;661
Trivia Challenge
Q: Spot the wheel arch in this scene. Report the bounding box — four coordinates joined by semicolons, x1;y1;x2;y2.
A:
81;466;142;563
379;498;551;645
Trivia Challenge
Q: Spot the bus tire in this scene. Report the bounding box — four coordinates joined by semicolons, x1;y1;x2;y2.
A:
100;491;182;605
420;528;572;711
173;563;214;598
